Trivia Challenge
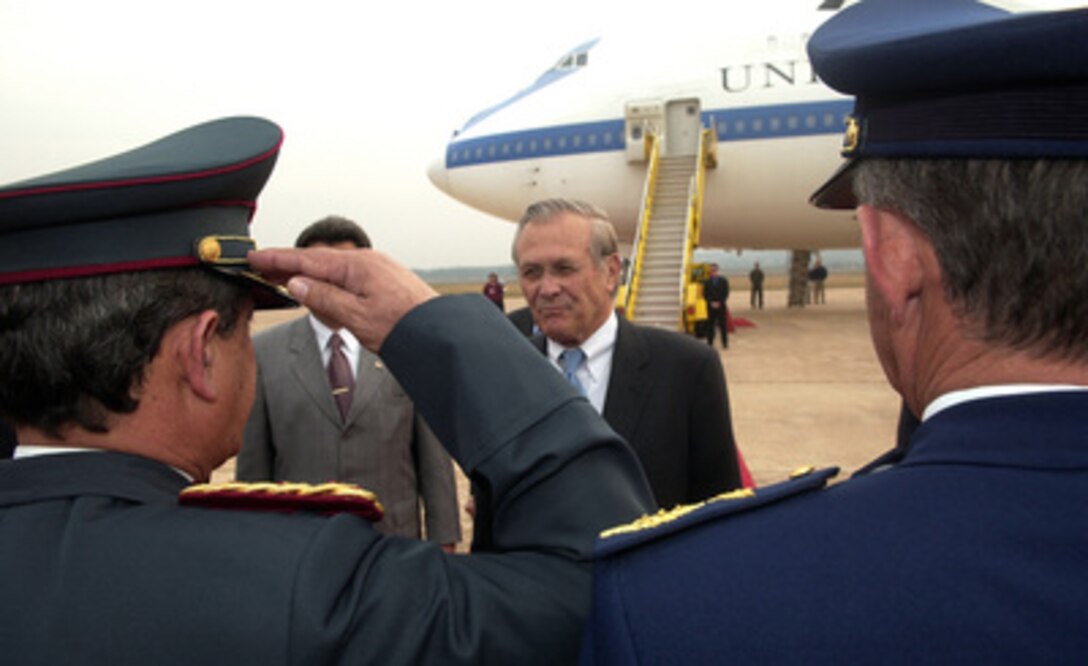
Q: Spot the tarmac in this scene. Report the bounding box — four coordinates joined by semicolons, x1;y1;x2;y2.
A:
212;277;903;547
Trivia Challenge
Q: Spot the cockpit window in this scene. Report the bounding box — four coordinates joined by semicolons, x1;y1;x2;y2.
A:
549;49;589;73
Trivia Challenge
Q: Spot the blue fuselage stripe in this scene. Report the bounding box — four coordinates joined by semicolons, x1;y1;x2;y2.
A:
445;99;853;169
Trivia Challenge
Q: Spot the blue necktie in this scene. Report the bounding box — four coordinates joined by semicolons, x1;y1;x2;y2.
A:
558;348;587;396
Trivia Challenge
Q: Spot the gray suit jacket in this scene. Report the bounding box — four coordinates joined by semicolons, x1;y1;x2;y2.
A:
237;315;460;543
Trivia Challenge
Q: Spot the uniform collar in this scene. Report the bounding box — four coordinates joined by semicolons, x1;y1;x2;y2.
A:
906;391;1088;472
0;451;191;507
923;384;1088;421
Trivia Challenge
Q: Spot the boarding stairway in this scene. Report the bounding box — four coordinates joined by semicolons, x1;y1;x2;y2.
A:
628;157;696;328
619;129;716;331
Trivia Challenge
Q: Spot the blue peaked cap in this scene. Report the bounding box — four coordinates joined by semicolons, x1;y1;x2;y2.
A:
808;0;1088;209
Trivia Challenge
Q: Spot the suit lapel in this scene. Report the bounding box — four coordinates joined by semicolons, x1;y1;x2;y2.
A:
603;318;653;443
529;333;548;355
345;347;384;426
287;317;342;426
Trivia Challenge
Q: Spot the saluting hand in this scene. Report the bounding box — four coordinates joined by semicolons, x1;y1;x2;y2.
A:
249;247;437;352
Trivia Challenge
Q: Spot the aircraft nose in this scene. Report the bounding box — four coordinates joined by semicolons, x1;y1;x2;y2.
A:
427;154;450;194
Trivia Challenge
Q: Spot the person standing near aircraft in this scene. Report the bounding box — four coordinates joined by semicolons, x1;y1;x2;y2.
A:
0;116;652;664
808;257;828;304
748;261;765;310
237;215;460;549
482;271;505;311
509;198;741;512
582;2;1088;662
702;262;730;348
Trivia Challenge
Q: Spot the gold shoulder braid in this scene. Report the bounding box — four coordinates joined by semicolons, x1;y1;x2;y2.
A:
600;487;755;539
179;481;384;521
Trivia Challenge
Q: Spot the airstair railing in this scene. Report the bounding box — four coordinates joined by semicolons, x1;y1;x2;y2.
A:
618;132;661;319
679;125;715;330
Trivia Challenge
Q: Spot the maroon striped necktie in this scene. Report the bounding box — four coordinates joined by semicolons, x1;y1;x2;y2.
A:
327;332;354;421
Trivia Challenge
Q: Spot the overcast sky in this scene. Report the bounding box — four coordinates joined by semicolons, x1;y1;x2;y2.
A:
0;0;626;269
1;1;1080;270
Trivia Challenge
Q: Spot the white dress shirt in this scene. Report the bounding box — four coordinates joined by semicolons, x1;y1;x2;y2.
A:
547;312;618;415
309;314;361;380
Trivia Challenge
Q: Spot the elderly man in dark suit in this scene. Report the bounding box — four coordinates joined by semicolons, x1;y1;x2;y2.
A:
511;198;741;509
583;2;1088;662
237;216;460;550
0;117;653;664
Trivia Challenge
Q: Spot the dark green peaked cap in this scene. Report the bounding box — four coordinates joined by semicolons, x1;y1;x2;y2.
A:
0;116;295;309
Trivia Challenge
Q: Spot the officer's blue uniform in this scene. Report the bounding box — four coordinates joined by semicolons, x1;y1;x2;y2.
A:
582;1;1088;663
584;393;1088;663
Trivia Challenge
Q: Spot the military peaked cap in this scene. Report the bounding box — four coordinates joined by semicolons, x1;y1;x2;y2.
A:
808;0;1088;209
0;116;295;308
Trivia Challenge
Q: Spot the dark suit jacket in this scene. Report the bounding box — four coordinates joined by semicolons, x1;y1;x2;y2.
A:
507;305;535;337
0;419;14;460
238;315;460;543
0;296;653;665
585;392;1088;664
535;317;741;508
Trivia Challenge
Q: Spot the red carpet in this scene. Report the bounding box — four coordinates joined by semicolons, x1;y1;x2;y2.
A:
737;447;755;489
725;311;756;332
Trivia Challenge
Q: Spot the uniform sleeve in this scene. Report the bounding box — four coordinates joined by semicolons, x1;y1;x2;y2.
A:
381;295;654;558
283;295;655;664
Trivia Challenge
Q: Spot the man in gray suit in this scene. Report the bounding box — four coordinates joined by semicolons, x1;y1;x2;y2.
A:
237;216;460;550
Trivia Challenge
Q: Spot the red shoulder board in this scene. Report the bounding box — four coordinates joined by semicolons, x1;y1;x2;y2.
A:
178;481;383;521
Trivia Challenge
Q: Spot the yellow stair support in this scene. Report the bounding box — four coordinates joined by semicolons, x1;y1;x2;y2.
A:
620;126;715;332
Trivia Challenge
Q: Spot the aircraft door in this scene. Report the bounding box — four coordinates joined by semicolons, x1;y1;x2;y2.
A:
664;98;701;157
625;99;664;163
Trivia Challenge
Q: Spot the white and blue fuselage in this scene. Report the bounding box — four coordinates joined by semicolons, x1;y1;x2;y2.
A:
428;3;861;250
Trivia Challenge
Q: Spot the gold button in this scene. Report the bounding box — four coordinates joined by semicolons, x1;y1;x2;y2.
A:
197;237;222;263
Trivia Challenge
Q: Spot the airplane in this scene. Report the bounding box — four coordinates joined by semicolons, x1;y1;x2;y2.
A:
426;0;1067;251
425;0;1065;324
427;0;860;254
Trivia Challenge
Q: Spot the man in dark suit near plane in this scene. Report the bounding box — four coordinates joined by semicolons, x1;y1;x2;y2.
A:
583;2;1088;662
511;198;742;510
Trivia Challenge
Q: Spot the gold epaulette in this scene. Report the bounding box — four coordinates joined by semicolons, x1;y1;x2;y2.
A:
179;480;384;521
600;487;755;539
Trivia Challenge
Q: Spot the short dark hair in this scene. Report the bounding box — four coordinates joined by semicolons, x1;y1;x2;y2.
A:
295;215;371;249
854;158;1088;360
0;269;248;437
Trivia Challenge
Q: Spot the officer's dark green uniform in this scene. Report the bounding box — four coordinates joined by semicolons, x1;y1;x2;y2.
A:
0;117;654;664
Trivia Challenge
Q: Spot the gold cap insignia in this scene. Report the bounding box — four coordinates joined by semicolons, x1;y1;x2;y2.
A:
194;235;257;266
197;237;222;263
